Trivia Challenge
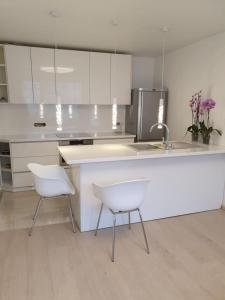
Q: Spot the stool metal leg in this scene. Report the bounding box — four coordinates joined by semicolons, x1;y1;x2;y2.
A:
128;211;131;229
137;208;150;254
68;195;76;233
94;203;103;236
112;214;116;262
29;196;43;236
0;190;3;204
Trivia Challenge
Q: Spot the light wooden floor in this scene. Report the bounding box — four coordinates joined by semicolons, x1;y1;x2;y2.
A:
1;210;225;300
0;191;69;231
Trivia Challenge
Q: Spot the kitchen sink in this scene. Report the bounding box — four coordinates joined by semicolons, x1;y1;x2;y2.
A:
128;141;204;152
153;141;203;150
128;143;159;151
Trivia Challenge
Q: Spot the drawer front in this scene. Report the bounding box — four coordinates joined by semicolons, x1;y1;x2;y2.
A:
93;138;134;145
11;141;58;157
13;172;33;188
12;156;59;172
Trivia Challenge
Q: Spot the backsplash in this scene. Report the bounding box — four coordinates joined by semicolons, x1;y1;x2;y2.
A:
0;104;126;135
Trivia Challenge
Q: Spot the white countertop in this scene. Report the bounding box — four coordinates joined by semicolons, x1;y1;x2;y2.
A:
58;141;225;165
0;132;136;143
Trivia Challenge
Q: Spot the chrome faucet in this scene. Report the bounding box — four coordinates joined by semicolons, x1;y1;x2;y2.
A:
150;123;172;150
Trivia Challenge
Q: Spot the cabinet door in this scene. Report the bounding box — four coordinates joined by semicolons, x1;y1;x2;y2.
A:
4;45;33;104
11;141;58;158
31;47;56;104
111;54;132;105
12;156;59;172
13;172;33;188
55;49;89;104
90;52;110;104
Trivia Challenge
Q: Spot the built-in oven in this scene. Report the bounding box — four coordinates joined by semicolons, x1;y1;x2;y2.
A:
59;139;93;166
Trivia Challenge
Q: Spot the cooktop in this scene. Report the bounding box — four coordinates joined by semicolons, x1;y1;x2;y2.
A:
56;132;92;139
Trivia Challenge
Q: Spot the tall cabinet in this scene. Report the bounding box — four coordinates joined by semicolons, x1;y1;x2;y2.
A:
31;47;56;104
90;52;111;104
55;49;90;104
4;45;33;104
111;54;132;105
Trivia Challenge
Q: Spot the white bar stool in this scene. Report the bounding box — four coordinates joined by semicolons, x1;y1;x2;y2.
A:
28;163;76;236
93;179;150;262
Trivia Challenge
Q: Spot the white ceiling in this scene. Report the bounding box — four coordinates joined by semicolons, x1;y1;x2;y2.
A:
0;0;225;56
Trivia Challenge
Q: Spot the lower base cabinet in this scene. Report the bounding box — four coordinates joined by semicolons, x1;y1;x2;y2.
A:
13;172;33;188
10;141;59;191
12;156;59;189
12;156;59;173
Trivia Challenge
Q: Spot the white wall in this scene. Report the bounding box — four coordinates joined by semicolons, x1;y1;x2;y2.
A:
154;31;225;146
132;56;155;89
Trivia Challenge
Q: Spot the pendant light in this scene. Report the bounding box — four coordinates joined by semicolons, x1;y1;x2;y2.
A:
158;26;169;128
48;10;63;131
111;18;119;130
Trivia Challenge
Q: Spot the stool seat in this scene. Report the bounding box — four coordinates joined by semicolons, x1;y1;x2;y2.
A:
93;179;148;211
28;163;75;197
93;178;150;262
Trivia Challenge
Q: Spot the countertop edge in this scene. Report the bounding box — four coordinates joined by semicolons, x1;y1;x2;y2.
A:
58;145;225;165
0;133;136;143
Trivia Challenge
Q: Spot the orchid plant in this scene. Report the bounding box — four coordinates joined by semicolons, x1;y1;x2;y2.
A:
187;91;202;139
198;98;222;143
187;91;222;143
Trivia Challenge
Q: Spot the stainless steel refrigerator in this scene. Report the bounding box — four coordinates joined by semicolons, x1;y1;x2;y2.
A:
125;89;168;142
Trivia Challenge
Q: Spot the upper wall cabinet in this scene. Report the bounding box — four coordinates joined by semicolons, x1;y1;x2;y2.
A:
55;49;89;104
110;54;132;105
90;52;110;105
3;44;132;105
31;47;56;104
4;45;33;104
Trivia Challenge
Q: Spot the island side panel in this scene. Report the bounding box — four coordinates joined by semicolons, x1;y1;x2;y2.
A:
77;154;225;232
70;165;82;229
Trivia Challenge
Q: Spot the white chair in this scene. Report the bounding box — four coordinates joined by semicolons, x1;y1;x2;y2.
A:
28;163;76;236
93;179;150;262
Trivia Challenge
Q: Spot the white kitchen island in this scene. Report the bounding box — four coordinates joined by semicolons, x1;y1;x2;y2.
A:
58;142;225;232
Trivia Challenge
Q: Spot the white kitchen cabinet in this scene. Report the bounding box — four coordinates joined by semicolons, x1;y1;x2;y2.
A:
3;44;132;106
12;155;59;172
11;141;58;158
90;52;110;104
9;141;59;190
31;47;56;104
55;49;89;104
110;54;132;105
13;172;33;188
4;45;33;104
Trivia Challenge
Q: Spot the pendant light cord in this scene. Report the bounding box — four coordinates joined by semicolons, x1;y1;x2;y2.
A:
111;18;119;54
50;12;59;102
161;36;166;99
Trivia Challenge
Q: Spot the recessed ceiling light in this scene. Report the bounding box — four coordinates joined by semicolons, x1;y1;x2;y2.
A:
48;10;61;18
162;26;169;32
111;18;119;26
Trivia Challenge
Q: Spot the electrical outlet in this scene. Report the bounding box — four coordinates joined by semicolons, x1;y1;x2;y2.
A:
34;122;46;127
